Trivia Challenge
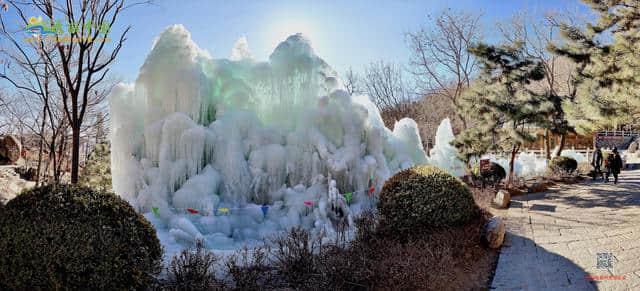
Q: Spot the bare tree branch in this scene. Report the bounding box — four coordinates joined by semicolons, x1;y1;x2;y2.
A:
406;10;482;130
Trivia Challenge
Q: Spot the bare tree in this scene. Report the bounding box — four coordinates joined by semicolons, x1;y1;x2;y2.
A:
363;60;414;127
0;0;146;184
406;10;482;130
342;66;362;96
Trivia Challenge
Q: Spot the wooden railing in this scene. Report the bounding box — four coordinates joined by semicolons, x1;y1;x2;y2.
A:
596;130;640;137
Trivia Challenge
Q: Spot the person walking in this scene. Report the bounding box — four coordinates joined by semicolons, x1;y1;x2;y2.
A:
591;146;603;180
604;147;623;184
610;147;623;184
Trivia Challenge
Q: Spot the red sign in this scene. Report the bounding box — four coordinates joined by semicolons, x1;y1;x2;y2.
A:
480;159;491;171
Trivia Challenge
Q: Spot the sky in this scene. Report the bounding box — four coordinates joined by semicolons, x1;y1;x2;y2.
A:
2;0;590;83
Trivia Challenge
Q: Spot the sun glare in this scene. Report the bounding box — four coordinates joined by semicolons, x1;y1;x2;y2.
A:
267;19;315;50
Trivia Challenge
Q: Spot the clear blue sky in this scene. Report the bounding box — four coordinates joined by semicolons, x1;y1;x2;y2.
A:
109;0;589;82
3;0;590;83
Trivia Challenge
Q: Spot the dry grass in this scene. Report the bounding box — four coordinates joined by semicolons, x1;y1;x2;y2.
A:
469;186;496;211
160;207;499;291
162;239;225;290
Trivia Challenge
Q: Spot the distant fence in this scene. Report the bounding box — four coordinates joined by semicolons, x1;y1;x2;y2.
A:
594;131;638;149
523;148;593;162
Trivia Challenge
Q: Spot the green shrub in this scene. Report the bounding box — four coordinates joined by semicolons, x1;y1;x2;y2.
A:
550;156;578;175
377;165;481;238
0;185;162;290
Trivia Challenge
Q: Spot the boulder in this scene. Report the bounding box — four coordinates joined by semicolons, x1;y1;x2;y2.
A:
485;216;505;249
492;190;510;209
628;141;638;154
16;167;37;181
0;135;21;164
527;182;548;193
507;188;525;196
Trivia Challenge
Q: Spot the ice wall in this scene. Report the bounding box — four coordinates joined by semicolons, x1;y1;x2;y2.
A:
109;25;431;254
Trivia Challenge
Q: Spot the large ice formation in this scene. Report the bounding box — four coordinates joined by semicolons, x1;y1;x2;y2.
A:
109;25;434;254
110;25;574;257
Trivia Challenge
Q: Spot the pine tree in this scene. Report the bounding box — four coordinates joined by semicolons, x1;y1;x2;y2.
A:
79;143;112;192
454;41;545;186
551;0;640;131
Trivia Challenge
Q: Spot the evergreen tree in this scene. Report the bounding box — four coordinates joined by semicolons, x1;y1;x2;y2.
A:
551;0;640;131
454;41;545;186
80;143;112;192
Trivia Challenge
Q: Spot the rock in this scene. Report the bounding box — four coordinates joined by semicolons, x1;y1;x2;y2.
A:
629;141;638;153
507;188;525;196
492;190;510;209
0;167;35;205
527;182;548;193
0;135;21;164
485;217;506;249
16;167;37;181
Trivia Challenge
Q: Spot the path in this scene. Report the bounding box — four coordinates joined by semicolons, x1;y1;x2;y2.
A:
491;169;640;290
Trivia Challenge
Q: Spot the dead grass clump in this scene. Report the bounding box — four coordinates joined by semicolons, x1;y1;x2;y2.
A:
225;245;278;290
164;239;225;290
160;211;498;291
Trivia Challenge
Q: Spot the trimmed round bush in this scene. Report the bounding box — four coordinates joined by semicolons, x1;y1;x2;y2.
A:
0;185;162;290
378;165;481;238
550;156;578;175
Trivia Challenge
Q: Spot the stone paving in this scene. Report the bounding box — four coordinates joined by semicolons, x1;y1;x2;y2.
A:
491;169;640;290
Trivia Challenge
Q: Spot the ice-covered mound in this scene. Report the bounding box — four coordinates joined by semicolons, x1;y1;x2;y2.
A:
559;149;588;163
484;149;588;179
109;25;431;254
485;152;548;178
429;118;465;176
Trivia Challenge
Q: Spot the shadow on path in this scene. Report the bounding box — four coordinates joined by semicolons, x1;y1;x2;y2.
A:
516;170;640;210
491;233;596;290
492;170;640;290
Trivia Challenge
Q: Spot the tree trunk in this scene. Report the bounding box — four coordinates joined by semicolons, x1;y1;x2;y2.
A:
71;124;80;184
36;107;46;186
544;129;551;160
507;146;519;188
458;113;468;130
555;133;566;157
49;136;57;184
55;130;66;183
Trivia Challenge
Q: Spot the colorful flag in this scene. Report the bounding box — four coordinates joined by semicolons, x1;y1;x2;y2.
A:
187;208;199;214
218;208;230;215
151;207;159;216
344;192;353;205
261;205;269;217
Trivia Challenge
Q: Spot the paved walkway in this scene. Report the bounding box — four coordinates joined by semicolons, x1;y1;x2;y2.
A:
491;169;640;290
